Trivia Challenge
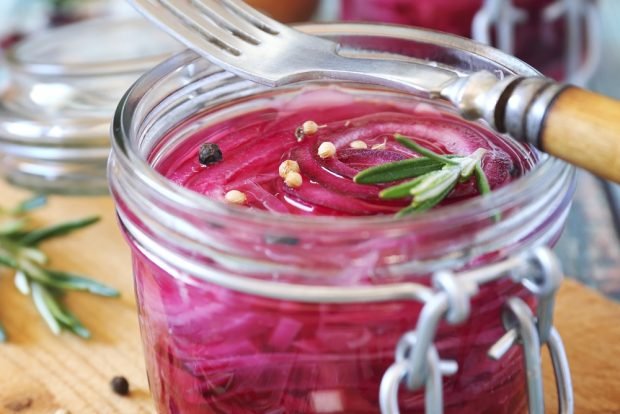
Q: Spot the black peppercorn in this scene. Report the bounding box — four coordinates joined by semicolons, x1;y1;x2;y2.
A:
110;376;130;396
198;143;223;166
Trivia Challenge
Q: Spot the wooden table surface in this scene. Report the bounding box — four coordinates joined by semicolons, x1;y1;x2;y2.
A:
1;181;620;414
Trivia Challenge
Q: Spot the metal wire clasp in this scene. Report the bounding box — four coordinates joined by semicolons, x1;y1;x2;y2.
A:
472;0;601;86
379;247;574;414
488;249;574;414
379;270;473;414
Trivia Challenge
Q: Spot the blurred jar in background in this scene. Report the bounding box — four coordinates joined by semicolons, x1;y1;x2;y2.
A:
0;0;135;48
341;0;601;86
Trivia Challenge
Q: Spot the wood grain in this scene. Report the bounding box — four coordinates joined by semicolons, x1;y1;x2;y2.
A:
0;180;619;413
542;87;620;184
0;183;154;414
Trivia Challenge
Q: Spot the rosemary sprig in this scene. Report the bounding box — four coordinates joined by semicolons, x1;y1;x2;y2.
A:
0;195;119;342
354;134;492;216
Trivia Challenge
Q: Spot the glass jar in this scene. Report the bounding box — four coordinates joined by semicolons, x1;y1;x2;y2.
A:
340;0;601;86
109;23;575;413
0;17;179;194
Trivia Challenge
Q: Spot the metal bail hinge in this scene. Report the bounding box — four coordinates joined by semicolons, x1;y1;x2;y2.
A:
379;247;573;414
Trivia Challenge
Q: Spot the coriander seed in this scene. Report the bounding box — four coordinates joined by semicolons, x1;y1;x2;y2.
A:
279;160;300;178
111;376;130;396
224;190;247;205
349;140;368;149
198;143;223;166
302;120;319;135
284;171;303;188
318;142;336;159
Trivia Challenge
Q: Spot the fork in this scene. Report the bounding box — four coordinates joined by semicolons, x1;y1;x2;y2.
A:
130;0;620;184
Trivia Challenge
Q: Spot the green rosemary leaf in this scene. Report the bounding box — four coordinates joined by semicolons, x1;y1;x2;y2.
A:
14;270;30;295
409;167;460;203
0;249;18;269
39;287;74;327
18;216;100;246
412;182;456;212
58;308;91;339
31;282;62;335
45;270;120;297
12;195;47;215
394;134;458;165
0;323;6;342
354;157;445;184
474;164;491;195
0;196;118;341
18;246;47;265
396;183;456;217
0;218;29;235
379;175;427;199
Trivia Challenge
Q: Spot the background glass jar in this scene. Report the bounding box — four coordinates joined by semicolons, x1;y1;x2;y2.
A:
0;17;179;194
109;24;575;413
340;0;601;86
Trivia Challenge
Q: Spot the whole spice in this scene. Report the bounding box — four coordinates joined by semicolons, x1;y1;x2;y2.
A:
317;142;336;159
0;195;119;342
284;171;303;188
295;120;320;142
355;134;491;216
110;376;130;396
198;143;223;166
302;120;319;135
224;190;247;205
278;160;300;178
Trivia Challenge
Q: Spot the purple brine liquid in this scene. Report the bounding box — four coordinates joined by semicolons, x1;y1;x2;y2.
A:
135;88;535;413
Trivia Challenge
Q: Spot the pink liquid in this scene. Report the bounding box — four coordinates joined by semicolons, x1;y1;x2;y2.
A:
156;89;528;216
135;88;534;413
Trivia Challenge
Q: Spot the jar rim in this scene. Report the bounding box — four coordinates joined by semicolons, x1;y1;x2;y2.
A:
112;22;575;231
5;17;179;77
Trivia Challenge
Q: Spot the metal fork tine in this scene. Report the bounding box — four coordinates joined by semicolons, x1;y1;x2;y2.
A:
159;0;249;51
132;0;243;60
220;0;284;35
193;0;268;44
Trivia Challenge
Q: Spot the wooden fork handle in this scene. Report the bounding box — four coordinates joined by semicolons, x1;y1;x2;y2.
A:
541;87;620;183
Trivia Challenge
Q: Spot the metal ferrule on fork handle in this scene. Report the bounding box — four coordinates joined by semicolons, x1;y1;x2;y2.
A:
442;71;620;184
441;71;567;149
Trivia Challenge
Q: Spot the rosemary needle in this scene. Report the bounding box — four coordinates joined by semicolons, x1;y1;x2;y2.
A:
0;195;119;342
354;134;493;216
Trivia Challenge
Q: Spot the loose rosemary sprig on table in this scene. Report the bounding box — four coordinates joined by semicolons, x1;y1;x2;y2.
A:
0;195;119;342
355;134;491;217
